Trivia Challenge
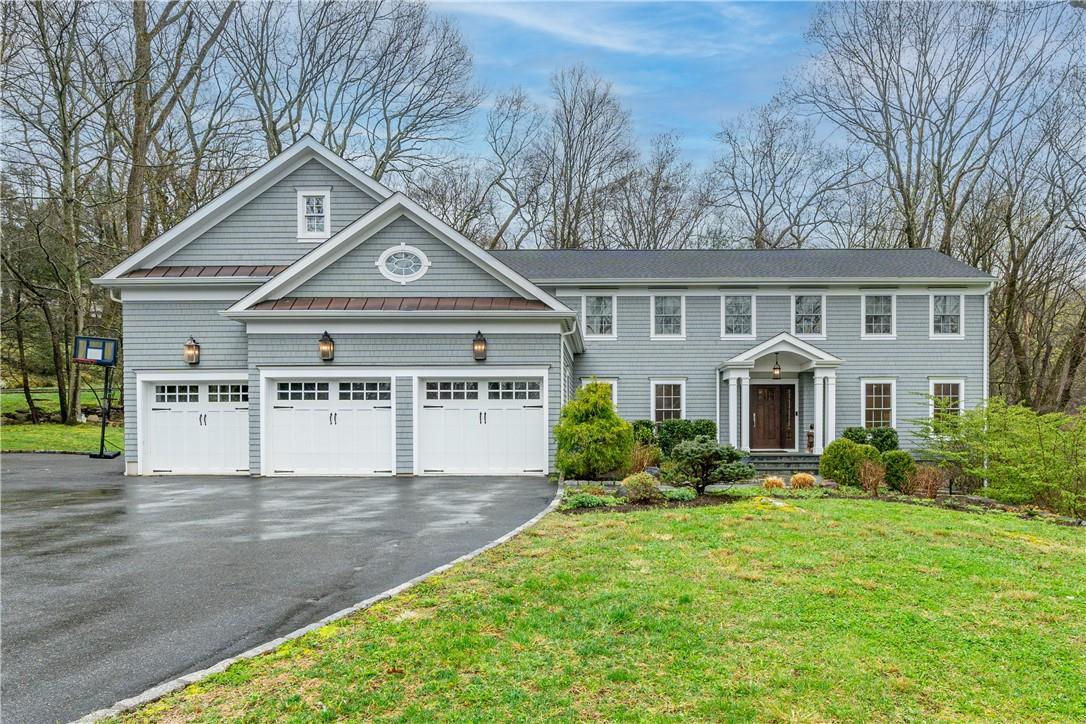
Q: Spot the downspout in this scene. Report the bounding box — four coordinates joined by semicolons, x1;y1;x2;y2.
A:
560;322;578;406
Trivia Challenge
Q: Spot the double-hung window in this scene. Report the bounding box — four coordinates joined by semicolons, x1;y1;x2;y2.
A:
721;295;754;337
651;295;684;339
931;294;964;338
930;379;963;419
862;294;895;338
792;294;825;337
861;379;895;428
583;295;616;338
651;379;684;422
297;188;331;240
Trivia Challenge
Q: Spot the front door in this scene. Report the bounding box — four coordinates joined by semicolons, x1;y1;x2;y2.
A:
749;384;795;449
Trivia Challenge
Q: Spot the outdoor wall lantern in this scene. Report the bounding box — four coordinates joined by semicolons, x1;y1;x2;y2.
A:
472;331;487;361
772;352;781;380
318;331;335;361
183;337;200;365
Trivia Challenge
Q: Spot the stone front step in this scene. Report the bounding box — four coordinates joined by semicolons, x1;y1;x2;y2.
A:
746;454;820;476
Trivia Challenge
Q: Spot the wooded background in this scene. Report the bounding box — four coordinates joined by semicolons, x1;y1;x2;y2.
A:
2;0;1084;424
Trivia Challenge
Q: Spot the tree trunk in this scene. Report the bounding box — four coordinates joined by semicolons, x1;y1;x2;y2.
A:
39;301;68;422
13;292;41;424
126;0;151;252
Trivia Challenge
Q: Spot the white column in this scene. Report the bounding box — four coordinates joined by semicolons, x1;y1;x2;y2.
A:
726;373;738;447
715;370;721;444
739;372;751;451
813;372;825;454
825;373;837;446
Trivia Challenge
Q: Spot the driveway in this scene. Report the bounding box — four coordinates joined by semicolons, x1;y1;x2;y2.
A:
1;454;556;724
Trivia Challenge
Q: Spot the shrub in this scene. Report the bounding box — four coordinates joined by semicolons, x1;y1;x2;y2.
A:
858;459;885;497
560;492;621;511
819;439;859;486
628;441;662;474
909;464;944;499
567;483;608;496
868;427;899;452
554;383;634;480
631;419;656;445
669;435;755;494
657;419;716;456
662;487;696;502
790;472;816;489
763;476;784;490
657;459;687;485
622;472;663;504
842;426;869;445
882;450;916;492
916;396;1086;516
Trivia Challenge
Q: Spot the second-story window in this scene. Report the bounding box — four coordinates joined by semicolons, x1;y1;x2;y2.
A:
793;295;824;336
584;295;615;337
652;295;684;338
722;295;754;337
931;294;963;337
863;295;894;337
297;188;331;240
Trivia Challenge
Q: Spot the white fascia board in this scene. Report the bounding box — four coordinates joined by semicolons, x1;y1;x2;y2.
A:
545;278;994;289
231;194;573;314
224;309;573;320
726;331;843;365
94;276;271;288
121;285;258;302
97;137;391;281
240;318;567;335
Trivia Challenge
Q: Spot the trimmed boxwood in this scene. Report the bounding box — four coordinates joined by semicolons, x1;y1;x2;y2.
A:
842;427;869;445
631;419;656;445
869;427;900;452
657;419;717;456
819;439;881;488
882;450;916;491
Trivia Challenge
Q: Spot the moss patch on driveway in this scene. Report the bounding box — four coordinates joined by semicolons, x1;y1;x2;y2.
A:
119;498;1086;722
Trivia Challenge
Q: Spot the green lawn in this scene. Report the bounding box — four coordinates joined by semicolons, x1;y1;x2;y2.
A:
2;389;112;415
118;497;1085;722
1;422;123;452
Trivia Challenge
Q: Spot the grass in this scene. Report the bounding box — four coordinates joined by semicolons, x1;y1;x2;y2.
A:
115;498;1085;723
2;389;112;415
1;422;123;452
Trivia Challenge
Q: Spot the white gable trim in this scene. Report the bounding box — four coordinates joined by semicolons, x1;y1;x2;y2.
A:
724;331;843;367
97;137;392;281
228;193;571;315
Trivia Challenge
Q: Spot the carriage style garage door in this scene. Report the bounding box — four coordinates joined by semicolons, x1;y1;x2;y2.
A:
418;378;545;475
266;379;394;475
143;381;249;474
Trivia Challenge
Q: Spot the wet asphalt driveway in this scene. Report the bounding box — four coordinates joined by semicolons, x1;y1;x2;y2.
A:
1;454;556;724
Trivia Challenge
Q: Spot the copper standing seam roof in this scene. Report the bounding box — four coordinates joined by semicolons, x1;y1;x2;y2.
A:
123;265;290;278
249;297;551;311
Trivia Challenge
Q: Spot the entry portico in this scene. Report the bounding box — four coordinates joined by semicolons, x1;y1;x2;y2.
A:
720;332;842;454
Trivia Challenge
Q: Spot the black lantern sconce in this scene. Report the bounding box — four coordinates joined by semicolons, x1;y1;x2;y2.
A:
472;330;487;361
772;352;781;380
318;331;335;361
183;337;200;365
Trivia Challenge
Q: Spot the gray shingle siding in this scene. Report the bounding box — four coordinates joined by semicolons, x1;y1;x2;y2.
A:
562;292;986;449
121;300;248;462
163;160;380;266
292;216;520;298
245;333;561;474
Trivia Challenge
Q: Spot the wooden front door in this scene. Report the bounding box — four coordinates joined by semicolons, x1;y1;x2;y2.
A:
750;385;795;449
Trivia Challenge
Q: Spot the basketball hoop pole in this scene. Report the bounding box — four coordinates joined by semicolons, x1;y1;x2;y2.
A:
89;364;120;459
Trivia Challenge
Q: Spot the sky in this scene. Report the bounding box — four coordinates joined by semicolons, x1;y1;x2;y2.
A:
432;1;817;162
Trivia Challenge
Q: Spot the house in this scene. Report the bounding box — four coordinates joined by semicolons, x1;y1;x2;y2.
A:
94;137;993;477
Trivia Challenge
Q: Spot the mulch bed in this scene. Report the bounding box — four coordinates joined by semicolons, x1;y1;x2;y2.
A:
562;493;744;515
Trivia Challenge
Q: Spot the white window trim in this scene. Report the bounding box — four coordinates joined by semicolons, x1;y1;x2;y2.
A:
581;294;617;340
860;293;897;340
580;377;619;407
790;294;827;340
860;378;897;429
375;243;431;285
720;294;756;339
650;294;686;340
929;293;965;340
928;377;965;418
650;378;686;421
296;187;332;241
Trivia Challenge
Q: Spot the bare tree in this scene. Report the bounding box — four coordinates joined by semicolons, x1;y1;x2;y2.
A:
712;102;862;248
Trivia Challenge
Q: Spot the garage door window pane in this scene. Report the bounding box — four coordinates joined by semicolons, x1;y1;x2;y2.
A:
155;384;198;403
338;381;391;401
426;381;479;400
488;380;541;400
277;382;329;401
208;384;248;403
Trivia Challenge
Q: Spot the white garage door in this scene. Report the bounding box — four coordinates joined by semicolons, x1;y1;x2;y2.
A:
144;382;250;474
418;379;545;475
267;379;394;475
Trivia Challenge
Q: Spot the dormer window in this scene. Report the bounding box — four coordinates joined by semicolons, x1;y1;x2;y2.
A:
297;187;331;241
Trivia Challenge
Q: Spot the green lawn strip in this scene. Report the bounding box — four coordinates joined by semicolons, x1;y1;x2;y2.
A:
119;500;1085;723
2;390;111;415
1;422;123;453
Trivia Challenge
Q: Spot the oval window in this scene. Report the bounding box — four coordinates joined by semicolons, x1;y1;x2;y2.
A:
376;245;429;284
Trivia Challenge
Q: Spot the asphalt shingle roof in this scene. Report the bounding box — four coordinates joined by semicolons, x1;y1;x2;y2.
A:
492;248;992;282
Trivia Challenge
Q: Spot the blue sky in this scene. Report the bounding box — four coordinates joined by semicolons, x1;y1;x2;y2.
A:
433;1;817;161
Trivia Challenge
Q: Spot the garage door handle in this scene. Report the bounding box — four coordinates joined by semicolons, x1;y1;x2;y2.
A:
484;411;487;424
524;404;543;409
152;407;170;411
334;412;337;424
329;412;333;425
423;405;443;409
375;405;391;409
273;405;293;409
